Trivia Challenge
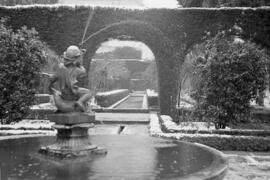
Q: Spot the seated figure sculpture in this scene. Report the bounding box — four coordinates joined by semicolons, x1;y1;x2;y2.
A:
48;45;92;113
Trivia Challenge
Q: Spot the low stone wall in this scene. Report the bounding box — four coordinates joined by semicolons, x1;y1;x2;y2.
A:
95;89;129;108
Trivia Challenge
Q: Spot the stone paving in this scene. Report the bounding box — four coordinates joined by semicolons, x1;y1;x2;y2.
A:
88;124;149;135
223;151;270;180
95;113;150;124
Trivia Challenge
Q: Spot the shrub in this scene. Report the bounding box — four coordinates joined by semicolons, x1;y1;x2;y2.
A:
192;31;267;129
0;19;46;124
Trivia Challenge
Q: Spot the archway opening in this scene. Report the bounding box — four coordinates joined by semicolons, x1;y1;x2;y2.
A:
81;20;179;117
89;39;159;110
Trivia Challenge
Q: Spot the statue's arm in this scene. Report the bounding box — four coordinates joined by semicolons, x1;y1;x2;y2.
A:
48;74;58;94
42;72;58;94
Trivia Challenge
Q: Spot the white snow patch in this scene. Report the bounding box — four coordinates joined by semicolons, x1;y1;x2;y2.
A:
0;130;56;135
30;103;56;110
178;101;194;109
149;113;163;135
0;119;54;130
96;89;129;96
146;89;158;97
160;115;224;131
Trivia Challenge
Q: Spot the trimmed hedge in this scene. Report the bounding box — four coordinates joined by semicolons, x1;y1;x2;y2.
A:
151;114;270;151
95;89;129;107
1;6;270;120
160;133;270;151
159;114;270;136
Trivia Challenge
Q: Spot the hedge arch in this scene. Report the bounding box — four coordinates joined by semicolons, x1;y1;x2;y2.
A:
1;6;270;121
81;20;179;117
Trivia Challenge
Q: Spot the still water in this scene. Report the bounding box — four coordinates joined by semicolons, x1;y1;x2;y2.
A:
0;135;213;180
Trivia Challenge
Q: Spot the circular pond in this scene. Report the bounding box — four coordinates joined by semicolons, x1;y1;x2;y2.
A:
0;135;227;180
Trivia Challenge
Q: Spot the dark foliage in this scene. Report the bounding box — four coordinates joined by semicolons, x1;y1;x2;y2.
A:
192;31;268;129
0;19;46;124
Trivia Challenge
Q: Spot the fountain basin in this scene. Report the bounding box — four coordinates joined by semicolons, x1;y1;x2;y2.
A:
0;135;227;180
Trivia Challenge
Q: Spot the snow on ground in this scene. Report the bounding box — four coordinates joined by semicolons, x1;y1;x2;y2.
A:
30;103;56;110
0;129;56;136
0;119;54;130
161;115;230;131
149;113;163;135
0;119;55;135
178;101;194;109
146;89;157;97
96;89;129;96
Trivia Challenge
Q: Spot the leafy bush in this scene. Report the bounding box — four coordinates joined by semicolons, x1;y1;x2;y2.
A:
192;31;267;129
159;133;270;151
0;19;46;124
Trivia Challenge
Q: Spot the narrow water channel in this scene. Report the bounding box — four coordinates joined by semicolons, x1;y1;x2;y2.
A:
114;95;144;109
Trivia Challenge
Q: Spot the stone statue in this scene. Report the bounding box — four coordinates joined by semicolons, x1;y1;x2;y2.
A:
39;46;107;159
48;45;92;113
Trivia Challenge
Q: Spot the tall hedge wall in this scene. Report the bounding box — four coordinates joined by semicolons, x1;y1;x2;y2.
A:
0;5;270;119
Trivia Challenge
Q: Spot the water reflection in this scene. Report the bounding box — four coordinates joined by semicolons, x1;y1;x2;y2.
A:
0;136;213;180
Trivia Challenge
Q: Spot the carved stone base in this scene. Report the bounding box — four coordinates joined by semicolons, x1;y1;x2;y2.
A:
39;143;107;159
39;113;107;159
48;112;95;125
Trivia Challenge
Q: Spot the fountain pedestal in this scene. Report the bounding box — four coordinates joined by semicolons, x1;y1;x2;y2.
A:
39;113;107;159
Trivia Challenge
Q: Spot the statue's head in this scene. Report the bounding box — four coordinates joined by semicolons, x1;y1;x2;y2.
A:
63;45;86;66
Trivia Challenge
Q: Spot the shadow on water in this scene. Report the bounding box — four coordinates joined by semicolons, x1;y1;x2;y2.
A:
0;136;214;180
